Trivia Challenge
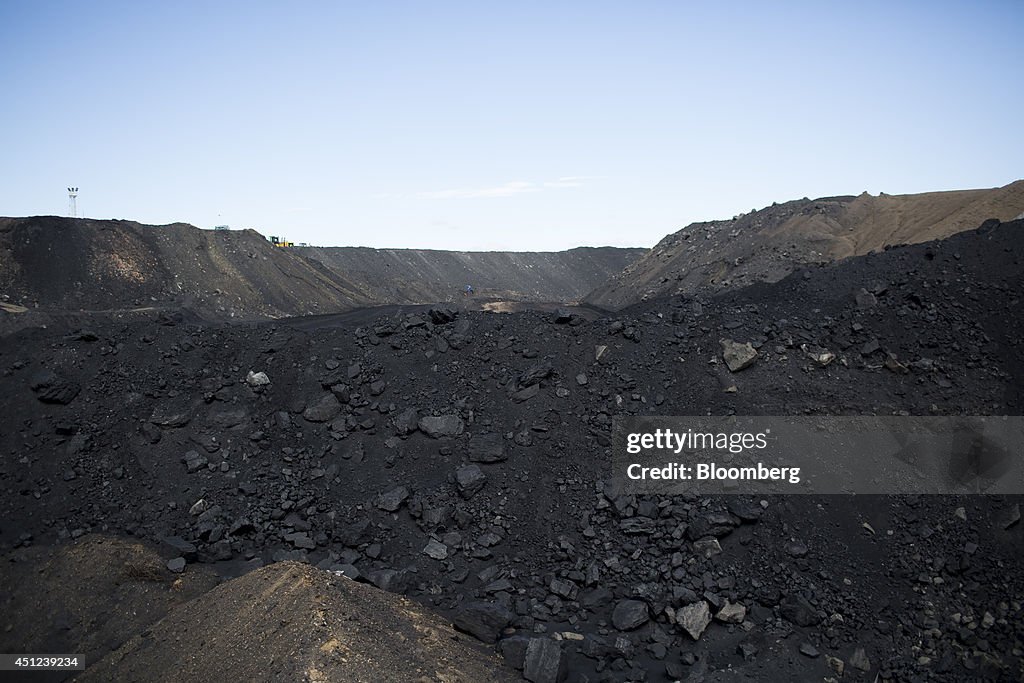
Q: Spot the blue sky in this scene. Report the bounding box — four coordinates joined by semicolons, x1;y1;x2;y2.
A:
1;1;1022;250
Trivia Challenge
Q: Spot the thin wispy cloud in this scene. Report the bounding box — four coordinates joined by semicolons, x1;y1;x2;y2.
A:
543;176;587;188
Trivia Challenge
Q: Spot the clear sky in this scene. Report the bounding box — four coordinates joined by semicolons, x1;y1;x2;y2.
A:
1;1;1022;250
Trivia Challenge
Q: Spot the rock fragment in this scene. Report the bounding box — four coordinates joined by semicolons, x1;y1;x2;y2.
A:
182;450;208;473
720;339;757;372
799;642;820;658
715;601;746;624
467;433;507;463
366;568;409;593
802;344;835;367
303;394;342;422
428;305;458;325
523;638;566;683
375;486;410;512
860;338;881;356
612;600;649;631
510;384;540;403
849;647;871;671
455;464;486;498
785;540;808;558
393;407;419;435
676;601;711;640
29;370;80;405
418;414;465;438
150;406;190;428
884;353;909;374
162;536;197;561
549;578;578;601
284;532;315;550
452;602;512;644
856;288;877;309
422;538;448;560
245;370;270;387
727;498;764;522
693;537;721;558
497;636;531;670
737;638;758;660
516;362;552;389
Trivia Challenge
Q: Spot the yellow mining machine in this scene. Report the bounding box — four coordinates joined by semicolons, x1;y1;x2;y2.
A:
268;235;294;247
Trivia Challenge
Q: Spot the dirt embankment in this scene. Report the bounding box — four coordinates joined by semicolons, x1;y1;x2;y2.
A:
0;217;377;319
0;536;219;681
80;560;517;683
585;180;1024;309
296;245;645;304
0;538;516;682
0;217;643;320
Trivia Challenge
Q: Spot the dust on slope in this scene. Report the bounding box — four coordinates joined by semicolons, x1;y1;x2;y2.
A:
80;560;517;683
586;180;1024;309
797;182;1024;257
0;217;376;319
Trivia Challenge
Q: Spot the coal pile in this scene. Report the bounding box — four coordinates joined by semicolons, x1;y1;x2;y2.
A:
0;216;643;321
0;216;376;319
1;220;1022;681
297;245;647;304
586;180;1024;309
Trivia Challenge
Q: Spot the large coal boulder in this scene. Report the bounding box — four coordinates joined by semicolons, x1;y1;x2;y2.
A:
452;602;513;644
418;414;465;438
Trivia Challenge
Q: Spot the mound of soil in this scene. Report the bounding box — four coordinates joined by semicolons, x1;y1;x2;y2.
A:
0;219;1022;681
80;560;517;682
586;180;1024;309
0;536;218;680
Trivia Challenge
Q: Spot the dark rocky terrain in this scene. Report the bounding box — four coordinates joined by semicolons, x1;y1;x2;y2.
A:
1;217;1022;681
0;216;642;321
586;180;1024;309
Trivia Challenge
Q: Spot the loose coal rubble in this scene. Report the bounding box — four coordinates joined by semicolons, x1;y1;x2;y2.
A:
1;220;1023;681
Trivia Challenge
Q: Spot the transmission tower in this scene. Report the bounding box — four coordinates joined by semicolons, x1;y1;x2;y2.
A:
67;187;79;217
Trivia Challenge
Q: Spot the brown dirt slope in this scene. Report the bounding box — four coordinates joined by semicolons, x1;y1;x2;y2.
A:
80;561;517;683
586;179;1024;309
296;245;646;304
0;216;377;319
0;535;218;679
